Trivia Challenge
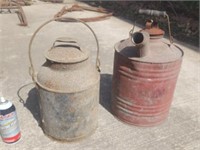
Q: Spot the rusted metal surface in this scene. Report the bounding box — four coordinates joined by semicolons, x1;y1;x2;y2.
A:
112;50;183;126
143;20;165;37
45;37;89;64
28;18;100;141
112;13;184;126
54;4;113;22
16;6;27;26
37;59;99;94
38;83;99;141
0;0;28;26
36;40;99;140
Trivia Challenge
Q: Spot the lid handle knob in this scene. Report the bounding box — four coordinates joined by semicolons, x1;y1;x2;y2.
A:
52;37;81;50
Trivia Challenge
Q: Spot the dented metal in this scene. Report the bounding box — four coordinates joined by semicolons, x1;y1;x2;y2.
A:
112;15;184;126
28;17;100;141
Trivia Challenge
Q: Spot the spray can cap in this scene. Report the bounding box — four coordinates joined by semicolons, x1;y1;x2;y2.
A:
0;97;6;103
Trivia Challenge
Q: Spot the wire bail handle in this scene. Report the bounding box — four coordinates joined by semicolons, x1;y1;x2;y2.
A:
28;17;101;83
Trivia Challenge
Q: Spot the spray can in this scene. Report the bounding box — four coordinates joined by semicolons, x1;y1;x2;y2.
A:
0;97;21;143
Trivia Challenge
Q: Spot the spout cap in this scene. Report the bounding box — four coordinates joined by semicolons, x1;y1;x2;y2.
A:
0;97;6;103
0;97;13;110
142;20;164;38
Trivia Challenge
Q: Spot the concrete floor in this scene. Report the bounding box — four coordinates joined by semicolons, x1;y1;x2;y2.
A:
0;2;200;150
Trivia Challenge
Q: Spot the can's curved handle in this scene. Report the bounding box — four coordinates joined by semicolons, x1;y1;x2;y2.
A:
28;17;101;83
138;9;173;44
139;9;166;17
52;37;80;50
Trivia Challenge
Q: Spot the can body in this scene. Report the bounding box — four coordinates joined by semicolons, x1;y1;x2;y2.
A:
38;83;99;141
0;100;21;143
112;50;182;126
37;60;100;141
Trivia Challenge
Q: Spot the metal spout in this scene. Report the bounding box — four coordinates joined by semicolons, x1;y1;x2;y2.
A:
131;31;150;57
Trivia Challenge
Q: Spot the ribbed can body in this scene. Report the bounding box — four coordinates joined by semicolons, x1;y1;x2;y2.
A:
112;50;182;126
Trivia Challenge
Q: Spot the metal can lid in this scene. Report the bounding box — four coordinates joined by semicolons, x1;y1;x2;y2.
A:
45;37;89;63
115;38;183;63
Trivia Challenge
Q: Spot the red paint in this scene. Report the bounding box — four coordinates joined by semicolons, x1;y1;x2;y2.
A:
3;132;21;143
112;48;183;126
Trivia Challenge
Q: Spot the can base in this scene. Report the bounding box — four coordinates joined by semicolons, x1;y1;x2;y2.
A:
112;107;169;127
114;114;168;127
3;132;21;144
43;125;98;143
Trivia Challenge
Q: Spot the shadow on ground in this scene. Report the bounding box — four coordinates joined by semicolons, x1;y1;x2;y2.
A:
100;74;113;113
17;74;113;125
17;83;41;127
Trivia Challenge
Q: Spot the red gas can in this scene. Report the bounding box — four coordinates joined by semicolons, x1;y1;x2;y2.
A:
111;10;184;126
